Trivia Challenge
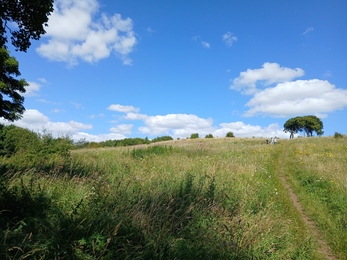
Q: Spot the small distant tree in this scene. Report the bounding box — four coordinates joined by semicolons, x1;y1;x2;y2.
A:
190;133;199;139
205;134;213;138
226;132;235;138
334;132;344;138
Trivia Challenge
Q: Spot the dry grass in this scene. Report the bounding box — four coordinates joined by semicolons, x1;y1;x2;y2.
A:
3;137;345;259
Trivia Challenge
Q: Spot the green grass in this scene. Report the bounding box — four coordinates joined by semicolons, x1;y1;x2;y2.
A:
0;137;346;259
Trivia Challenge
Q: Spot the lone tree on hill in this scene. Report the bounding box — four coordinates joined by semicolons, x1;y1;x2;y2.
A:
0;0;54;121
284;115;324;138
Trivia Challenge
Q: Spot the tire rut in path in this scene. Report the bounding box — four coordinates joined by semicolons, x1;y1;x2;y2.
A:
277;144;338;260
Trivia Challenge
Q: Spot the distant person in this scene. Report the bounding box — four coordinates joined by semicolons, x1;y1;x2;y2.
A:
266;139;269;144
270;137;274;144
273;136;277;145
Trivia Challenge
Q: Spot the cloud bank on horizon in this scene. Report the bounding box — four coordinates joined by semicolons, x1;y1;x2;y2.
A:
2;0;346;142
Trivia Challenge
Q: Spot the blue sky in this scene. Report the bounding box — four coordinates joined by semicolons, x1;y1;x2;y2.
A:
3;0;347;142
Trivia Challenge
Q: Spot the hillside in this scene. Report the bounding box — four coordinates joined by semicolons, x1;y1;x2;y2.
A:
1;137;346;259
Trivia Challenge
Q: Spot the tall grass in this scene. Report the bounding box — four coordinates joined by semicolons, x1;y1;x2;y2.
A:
1;137;345;259
279;137;347;259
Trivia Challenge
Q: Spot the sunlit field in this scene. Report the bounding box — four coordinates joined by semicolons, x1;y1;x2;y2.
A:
1;137;346;259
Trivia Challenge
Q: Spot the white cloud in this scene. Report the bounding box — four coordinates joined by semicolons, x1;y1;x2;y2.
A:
301;27;313;35
36;0;137;65
125;113;214;136
108;104;140;113
123;111;289;139
110;124;133;134
215;122;286;138
244;79;347;117
0;108;294;141
231;62;304;94
222;32;238;47
0;109;92;137
72;132;126;142
201;41;210;48
24;81;42;96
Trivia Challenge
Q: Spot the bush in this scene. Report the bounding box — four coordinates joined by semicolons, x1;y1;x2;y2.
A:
0;125;73;173
151;135;173;143
190;133;199;139
334;132;344;138
226;132;235;138
205;134;213;138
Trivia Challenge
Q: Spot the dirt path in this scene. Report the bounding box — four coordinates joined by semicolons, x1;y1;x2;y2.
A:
278;143;338;260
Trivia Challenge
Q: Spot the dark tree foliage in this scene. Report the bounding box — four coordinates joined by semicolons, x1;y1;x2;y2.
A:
151;135;173;143
0;0;53;121
283;115;324;138
0;47;27;121
0;0;54;51
190;133;199;139
226;132;235;138
86;136;174;149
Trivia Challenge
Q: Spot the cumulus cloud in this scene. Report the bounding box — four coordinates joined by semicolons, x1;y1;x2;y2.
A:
110;124;133;134
222;32;238;47
0;109;92;137
108;104;140;113
231;62;304;94
122;111;288;139
215;122;285;138
244;79;347;117
125;113;214;136
0;108;293;141
72;132;126;142
36;0;137;65
24;82;42;96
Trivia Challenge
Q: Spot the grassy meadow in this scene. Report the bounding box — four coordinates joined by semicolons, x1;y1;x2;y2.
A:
1;136;346;259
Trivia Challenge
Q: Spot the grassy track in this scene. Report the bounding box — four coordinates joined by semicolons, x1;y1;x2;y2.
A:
273;138;347;260
1;137;346;259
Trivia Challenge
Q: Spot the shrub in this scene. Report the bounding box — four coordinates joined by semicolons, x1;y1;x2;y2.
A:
334;132;344;138
151;135;173;143
205;134;213;138
190;133;199;139
226;132;235;138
